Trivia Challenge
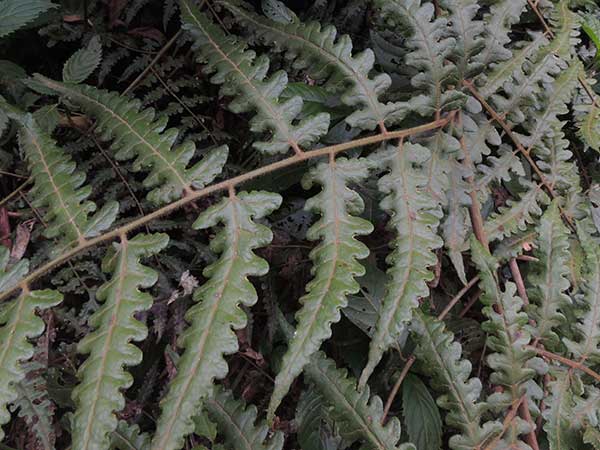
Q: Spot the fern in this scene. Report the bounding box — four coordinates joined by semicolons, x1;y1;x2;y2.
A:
181;0;329;155
471;238;537;448
359;143;442;388
152;191;281;450
410;311;501;450
11;360;55;449
33;75;229;206
8;110;119;255
277;309;412;450
219;0;415;132
563;225;600;364
71;233;168;450
204;388;284;450
0;288;61;440
526;201;572;350
269;157;373;420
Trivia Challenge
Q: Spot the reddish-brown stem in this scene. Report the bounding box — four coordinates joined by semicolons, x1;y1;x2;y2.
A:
481;395;526;450
0;115;453;302
509;258;529;305
527;346;600;382
382;355;416;424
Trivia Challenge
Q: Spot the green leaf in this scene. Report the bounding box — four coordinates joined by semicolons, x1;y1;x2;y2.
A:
269;157;373;420
34;75;229;205
401;373;442;450
181;0;329;154
220;0;416;131
110;420;151;450
563;225;600;364
359;143;443;388
295;389;341;450
12;361;55;450
0;289;62;440
11;111;119;256
277;311;412;450
71;233;168;450
63;35;103;84
152;191;281;450
0;247;28;293
584;427;600;449
0;0;57;39
204;388;284;450
526;200;572;350
410;311;501;450
582;14;600;57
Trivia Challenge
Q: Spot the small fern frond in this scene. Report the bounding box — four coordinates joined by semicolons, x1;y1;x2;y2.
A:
204;388;284;450
438;0;485;80
110;421;151;450
0;247;28;293
71;233;168;450
0;289;61;440
474;0;527;69
563;226;600;364
471;238;537;446
152;191;281;450
268;157;373;420
181;0;329;155
277;310;411;450
410;311;501;450
359;143;443;388
220;0;414;132
542;368;581;450
12;360;55;450
483;182;548;243
12;112;119;255
526;201;572;350
374;0;463;114
34;75;229;205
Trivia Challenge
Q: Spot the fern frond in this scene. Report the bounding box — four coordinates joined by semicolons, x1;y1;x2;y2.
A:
0;247;28;293
474;0;527;68
0;289;61;440
110;421;151;450
71;233;168;450
219;0;415;131
359;143;443;388
181;0;329;155
483;182;548;243
410;311;501;450
204;388;284;450
277;310;411;450
34;75;229;205
526;201;572;350
374;0;463;114
471;238;537;447
152;191;281;450
563;226;600;364
269;157;372;420
542;368;581;450
11;112;119;255
438;0;485;80
12;361;55;450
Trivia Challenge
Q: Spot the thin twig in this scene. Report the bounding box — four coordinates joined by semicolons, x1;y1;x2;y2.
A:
509;258;529;305
123;30;183;96
0;115;453;301
382;355;415;424
527;346;600;382
482;395;526;450
439;276;480;320
0;178;33;208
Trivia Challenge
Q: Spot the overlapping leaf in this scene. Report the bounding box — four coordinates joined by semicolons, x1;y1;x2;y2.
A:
34;74;228;205
268;157;373;420
181;0;329;154
71;233;168;450
152;191;281;450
